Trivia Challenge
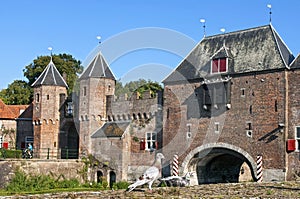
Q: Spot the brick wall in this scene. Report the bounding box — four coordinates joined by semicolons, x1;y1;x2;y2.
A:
163;71;287;180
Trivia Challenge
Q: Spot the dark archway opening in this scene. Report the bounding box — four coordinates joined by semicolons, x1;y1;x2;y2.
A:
109;171;116;188
60;123;79;159
97;170;103;184
193;147;254;184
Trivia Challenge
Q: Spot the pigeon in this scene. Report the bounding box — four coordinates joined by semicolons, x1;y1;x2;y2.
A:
127;153;165;192
160;171;194;187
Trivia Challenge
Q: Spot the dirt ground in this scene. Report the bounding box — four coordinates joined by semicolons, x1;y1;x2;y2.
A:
2;181;300;199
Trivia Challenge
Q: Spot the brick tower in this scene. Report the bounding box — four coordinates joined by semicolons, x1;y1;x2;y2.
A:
32;58;68;158
78;52;115;156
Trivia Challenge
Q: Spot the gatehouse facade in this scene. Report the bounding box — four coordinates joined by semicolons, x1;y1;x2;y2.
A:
16;24;300;184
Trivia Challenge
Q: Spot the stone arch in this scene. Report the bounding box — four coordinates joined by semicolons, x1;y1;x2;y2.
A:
132;113;137;120
97;170;104;184
138;113;142;120
143;112;148;119
49;119;55;125
181;142;257;184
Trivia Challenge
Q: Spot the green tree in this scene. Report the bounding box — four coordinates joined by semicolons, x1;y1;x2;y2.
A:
115;79;163;98
0;80;32;105
23;54;83;94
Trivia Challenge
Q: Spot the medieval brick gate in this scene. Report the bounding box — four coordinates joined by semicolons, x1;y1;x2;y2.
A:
180;143;257;184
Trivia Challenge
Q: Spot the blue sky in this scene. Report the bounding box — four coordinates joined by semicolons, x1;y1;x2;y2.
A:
1;0;300;89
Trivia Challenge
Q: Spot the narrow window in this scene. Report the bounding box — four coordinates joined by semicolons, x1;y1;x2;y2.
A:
249;105;253;114
187;123;192;139
215;122;220;133
241;88;245;97
275;100;278;112
246;122;253;137
83;86;87;96
36;93;40;102
247;122;252;130
296;127;300;151
47;95;50;100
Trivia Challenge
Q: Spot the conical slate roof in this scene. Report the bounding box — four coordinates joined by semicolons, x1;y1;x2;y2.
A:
31;58;68;88
79;52;115;80
163;24;294;83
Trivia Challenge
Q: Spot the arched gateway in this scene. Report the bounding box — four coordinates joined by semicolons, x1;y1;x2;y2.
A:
180;143;257;184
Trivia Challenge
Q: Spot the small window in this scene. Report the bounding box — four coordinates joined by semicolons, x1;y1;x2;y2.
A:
247;122;252;130
296;127;300;151
83;86;87;96
212;58;227;73
145;132;157;150
241;88;245;97
47;95;50;100
187;123;192;139
215;122;220;133
36;93;40;103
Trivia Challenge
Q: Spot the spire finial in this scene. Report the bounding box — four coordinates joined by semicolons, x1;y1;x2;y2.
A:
267;4;272;23
48;47;53;61
96;35;101;44
200;19;206;37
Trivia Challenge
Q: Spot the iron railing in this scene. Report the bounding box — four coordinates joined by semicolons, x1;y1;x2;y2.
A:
0;147;79;159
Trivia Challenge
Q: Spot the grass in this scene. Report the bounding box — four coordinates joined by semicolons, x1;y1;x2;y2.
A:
0;169;129;196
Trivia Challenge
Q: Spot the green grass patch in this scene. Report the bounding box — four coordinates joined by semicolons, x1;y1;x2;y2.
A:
0;169;129;196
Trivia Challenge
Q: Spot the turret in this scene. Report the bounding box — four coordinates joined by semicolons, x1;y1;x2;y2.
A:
32;58;68;158
78;51;116;156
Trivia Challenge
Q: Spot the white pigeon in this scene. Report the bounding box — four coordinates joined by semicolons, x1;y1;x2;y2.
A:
127;153;165;192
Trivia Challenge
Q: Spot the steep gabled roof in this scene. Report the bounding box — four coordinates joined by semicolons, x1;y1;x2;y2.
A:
0;99;28;119
91;121;130;138
31;59;68;88
163;24;294;83
79;52;116;80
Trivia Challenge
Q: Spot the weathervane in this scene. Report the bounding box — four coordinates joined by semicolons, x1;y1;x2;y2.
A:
48;47;53;60
96;35;101;44
220;28;226;34
267;4;272;23
200;19;206;37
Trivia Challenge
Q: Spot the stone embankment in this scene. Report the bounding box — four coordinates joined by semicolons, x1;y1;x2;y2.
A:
1;181;300;199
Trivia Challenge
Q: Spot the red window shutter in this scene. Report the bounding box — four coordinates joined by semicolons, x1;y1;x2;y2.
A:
287;139;296;152
140;141;145;150
219;58;227;72
3;142;8;149
155;141;159;149
212;59;219;73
